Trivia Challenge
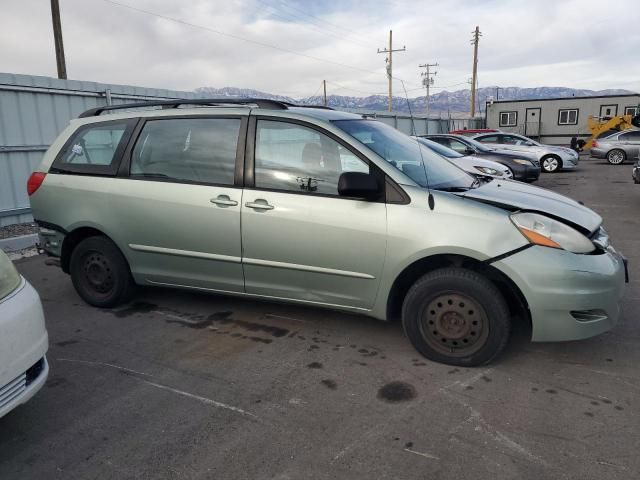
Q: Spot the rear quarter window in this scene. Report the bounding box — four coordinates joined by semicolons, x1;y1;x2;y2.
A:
52;119;137;175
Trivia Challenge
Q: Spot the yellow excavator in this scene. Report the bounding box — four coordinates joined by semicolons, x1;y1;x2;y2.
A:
583;113;640;149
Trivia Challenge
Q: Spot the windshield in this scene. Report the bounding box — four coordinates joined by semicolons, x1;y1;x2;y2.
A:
414;137;464;158
333;120;474;191
460;136;497;152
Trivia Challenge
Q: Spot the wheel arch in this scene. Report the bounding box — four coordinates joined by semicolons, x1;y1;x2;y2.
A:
60;225;118;274
385;253;530;327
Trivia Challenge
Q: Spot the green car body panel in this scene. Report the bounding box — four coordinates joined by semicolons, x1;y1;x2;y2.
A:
29;106;626;344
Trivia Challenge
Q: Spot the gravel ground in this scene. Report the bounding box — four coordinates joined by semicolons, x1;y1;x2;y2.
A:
0;222;38;240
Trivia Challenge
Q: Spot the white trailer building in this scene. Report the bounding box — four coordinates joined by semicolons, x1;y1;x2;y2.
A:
486;93;640;146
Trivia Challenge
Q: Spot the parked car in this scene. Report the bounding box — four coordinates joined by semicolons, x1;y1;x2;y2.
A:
413;137;513;180
423;134;540;182
29;99;627;366
0;249;49;419
449;128;499;136
471;132;579;173
590;129;640;165
633;159;640;184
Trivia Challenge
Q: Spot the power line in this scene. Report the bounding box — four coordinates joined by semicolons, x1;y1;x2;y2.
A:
251;0;370;48
264;0;375;45
99;0;383;76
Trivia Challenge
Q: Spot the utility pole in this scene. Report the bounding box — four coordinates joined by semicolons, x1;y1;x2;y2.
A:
377;30;406;112
50;0;67;79
495;86;500;101
419;62;438;117
323;80;327;107
470;26;481;117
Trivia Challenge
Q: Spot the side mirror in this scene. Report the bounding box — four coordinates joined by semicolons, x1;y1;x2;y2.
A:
338;172;380;200
464;148;475;155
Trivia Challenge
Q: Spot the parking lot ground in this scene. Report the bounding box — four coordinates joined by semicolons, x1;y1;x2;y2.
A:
1;157;639;480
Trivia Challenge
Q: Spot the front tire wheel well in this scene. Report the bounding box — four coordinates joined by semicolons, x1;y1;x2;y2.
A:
386;254;529;327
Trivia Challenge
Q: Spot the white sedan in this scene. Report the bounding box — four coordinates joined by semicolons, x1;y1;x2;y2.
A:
0;249;48;419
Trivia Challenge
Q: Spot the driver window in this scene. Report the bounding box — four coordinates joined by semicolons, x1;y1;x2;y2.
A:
254;120;369;195
448;139;468;153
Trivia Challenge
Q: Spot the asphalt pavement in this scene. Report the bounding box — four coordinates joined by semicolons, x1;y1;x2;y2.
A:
1;157;639;480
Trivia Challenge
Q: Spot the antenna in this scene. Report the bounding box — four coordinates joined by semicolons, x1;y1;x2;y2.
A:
400;80;435;211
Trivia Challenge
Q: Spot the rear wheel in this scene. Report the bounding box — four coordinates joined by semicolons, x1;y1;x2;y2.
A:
541;155;561;173
607;149;626;165
70;236;135;308
401;268;510;366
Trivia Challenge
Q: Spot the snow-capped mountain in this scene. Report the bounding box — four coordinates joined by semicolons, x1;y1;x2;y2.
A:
195;86;635;115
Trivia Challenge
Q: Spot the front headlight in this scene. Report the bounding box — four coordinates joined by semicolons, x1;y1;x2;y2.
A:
0;251;21;300
510;212;595;253
474;166;499;175
512;158;533;165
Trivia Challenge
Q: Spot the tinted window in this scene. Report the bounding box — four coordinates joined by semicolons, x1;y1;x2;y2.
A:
415;138;463;158
254;120;369;195
477;135;500;144
447;138;470;153
620;131;640;140
131;118;240;185
61;122;128;166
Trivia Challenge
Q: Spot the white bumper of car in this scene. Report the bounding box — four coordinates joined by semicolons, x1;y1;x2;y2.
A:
0;278;49;419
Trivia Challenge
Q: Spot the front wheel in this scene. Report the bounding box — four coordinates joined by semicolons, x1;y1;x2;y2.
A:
402;268;511;366
607;149;626;165
70;236;136;308
541;155;561;173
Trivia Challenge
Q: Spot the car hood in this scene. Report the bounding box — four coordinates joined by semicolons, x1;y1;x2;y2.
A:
457;179;602;234
542;144;576;156
459;155;510;172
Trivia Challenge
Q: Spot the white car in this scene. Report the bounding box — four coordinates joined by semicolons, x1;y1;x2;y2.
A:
0;250;49;419
414;137;514;180
472;132;579;173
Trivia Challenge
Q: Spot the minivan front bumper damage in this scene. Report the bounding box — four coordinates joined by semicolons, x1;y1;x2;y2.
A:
492;245;626;342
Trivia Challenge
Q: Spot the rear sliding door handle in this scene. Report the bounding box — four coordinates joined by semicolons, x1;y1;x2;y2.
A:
210;195;238;207
245;200;274;211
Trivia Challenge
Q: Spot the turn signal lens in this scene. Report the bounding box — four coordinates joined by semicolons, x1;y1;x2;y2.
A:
518;227;562;249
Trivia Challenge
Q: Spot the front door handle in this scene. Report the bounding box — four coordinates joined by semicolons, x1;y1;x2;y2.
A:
210;195;238;207
245;199;274;211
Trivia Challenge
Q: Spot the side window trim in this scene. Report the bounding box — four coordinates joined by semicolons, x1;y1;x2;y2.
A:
118;114;248;188
246;115;408;204
51;118;139;176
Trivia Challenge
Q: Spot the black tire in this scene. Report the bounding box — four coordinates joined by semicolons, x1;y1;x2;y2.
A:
69;236;136;308
541;155;561;173
606;149;626;165
401;268;510;367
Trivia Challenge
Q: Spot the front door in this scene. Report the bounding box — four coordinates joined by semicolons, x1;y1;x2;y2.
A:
241;118;387;309
110;116;247;293
525;108;541;138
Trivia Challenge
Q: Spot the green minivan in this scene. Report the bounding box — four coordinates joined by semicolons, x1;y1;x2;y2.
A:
28;99;627;366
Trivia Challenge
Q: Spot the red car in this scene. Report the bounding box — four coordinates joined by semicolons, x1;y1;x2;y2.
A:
449;128;499;136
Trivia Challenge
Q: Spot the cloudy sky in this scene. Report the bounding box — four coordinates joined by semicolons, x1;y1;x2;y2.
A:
3;0;639;98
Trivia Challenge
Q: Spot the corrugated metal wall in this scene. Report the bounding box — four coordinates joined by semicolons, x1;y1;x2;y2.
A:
0;72;480;226
0;72;200;226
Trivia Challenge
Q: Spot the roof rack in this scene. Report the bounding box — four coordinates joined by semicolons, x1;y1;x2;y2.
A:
78;98;333;118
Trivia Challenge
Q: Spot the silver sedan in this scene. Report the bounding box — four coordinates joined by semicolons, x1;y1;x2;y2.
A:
591;129;640;165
